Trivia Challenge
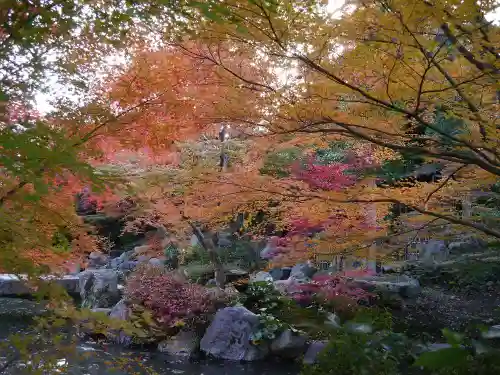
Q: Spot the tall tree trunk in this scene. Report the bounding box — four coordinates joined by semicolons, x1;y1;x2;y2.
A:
187;221;225;288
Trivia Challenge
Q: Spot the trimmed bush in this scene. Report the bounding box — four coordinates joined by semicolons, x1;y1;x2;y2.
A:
126;266;215;329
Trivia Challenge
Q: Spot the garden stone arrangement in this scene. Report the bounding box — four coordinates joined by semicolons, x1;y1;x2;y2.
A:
1;233;500;375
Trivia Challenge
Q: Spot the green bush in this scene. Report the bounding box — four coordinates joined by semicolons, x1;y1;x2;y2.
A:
259;147;303;178
274;298;333;340
237;281;284;314
183;240;262;271
414;328;500;375
302;330;399;375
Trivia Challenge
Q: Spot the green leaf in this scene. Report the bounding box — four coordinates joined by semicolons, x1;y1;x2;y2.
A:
414;347;469;369
442;328;464;347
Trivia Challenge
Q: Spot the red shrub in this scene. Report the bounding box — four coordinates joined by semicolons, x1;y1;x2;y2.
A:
294;272;375;308
126;268;215;328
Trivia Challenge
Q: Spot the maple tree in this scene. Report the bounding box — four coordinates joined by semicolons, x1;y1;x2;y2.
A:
157;0;500;248
0;1;497;373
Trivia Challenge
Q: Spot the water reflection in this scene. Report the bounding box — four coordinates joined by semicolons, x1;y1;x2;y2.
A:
0;298;299;375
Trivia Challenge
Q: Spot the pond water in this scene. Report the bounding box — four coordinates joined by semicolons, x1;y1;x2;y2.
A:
0;298;299;375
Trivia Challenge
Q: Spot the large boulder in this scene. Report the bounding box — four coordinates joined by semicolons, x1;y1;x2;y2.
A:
88;252;109;269
270;329;308;358
148;258;164;267
79;269;121;309
108;299;132;346
200;306;268;361
350;274;421;299
158;330;199;357
269;267;292;281
290;263;317;280
303;341;328;365
418;240;448;264
448;236;487;254
0;274;79;297
260;240;276;260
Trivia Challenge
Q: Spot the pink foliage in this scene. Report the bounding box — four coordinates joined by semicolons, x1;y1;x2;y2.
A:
5;102;40;126
293;272;375;306
126;270;215;328
291;156;356;191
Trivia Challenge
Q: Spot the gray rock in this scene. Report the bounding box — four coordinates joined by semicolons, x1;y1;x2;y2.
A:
200;306;268;361
148;258;164;267
205;278;217;287
269;268;283;281
109;299;129;320
0;274;79;296
79;269;121;309
109;252;129;269
260;240;276;260
110;258;121;269
52;275;80;295
250;271;273;283
448;236;487;254
270;329;307;358
291;263;317;280
351;274;421;299
345;322;373;334
325;312;341;329
158;330;199;357
303;341;328;365
119;251;132;262
108;299;132;346
418;240;448;264
119;261;139;272
88;252;109;269
281;267;292;280
108;250;123;258
422;343;453;352
137;255;150;263
482;325;500;339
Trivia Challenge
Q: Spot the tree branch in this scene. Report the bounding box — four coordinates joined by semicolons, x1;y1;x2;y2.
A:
424;164;467;206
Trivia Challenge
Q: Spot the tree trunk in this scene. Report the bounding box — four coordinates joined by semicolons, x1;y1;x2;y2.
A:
187;221;226;288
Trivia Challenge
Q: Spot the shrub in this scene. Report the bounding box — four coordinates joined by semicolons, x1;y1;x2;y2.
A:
302;329;399;375
237;281;284;314
125;266;215;330
183;239;262;271
249;313;288;344
236;281;308;343
414;328;500;375
274;297;333;340
294;273;375;320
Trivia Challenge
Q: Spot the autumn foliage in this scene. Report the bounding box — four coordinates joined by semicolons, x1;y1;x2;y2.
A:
294;272;374;307
126;267;216;329
2;0;499;276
